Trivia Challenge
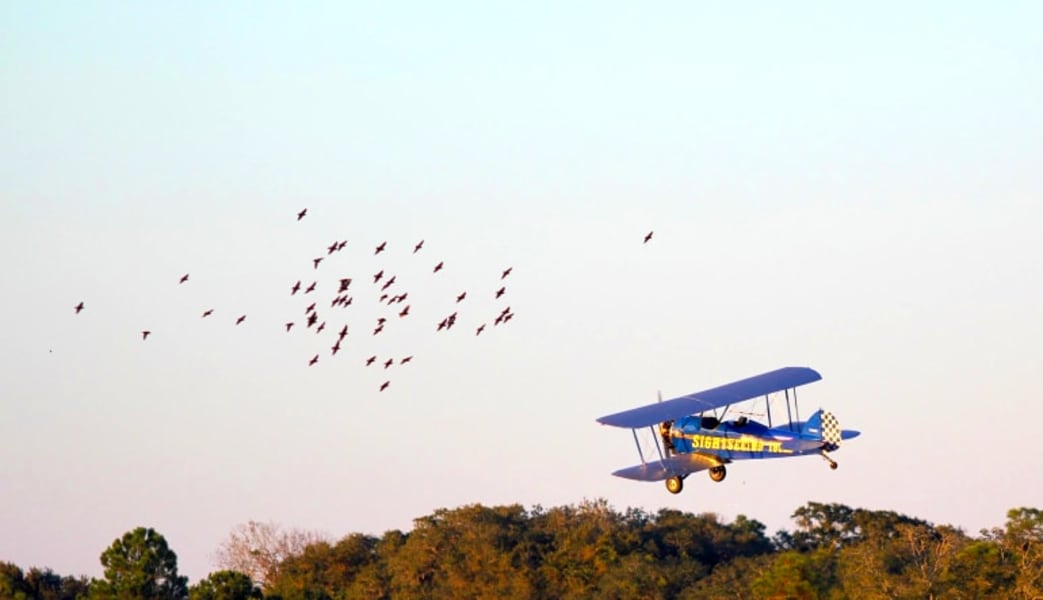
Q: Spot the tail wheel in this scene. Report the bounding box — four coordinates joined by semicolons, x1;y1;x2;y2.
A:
709;465;727;482
665;476;684;494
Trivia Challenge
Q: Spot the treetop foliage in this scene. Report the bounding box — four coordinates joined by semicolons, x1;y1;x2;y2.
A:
5;501;1043;599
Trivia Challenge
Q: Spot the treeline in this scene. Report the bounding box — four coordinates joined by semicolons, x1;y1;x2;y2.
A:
3;500;1042;599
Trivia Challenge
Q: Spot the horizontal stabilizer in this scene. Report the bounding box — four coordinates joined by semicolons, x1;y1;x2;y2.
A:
842;430;861;440
611;453;720;482
597;367;822;429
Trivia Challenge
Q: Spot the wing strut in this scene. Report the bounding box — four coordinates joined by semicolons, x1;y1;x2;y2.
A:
785;388;794;431
765;394;773;427
631;428;645;465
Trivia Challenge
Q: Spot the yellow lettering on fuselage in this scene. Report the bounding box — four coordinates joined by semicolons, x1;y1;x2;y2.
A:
683;434;790;454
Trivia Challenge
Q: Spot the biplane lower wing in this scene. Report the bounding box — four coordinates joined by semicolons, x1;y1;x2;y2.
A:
597;367;822;429
612;452;721;482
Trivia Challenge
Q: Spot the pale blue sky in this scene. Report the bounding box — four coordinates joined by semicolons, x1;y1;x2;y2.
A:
2;2;1042;582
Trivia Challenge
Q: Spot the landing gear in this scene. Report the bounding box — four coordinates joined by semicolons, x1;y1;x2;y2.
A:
665;476;684;494
709;465;727;482
821;450;838;470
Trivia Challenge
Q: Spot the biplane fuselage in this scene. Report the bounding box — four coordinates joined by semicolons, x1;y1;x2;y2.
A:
597;367;860;494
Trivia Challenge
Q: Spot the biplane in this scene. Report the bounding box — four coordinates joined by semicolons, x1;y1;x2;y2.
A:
596;367;859;494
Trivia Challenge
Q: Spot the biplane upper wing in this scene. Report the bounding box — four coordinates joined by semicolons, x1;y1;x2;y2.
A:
596;366;822;429
611;452;721;481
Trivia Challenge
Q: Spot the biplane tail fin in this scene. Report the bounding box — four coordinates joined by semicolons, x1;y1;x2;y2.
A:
801;409;842;451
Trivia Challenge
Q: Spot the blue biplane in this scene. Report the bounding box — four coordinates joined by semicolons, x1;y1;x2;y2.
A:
596;367;860;494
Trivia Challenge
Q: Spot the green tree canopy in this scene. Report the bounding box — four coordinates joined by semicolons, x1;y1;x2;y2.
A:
90;527;188;600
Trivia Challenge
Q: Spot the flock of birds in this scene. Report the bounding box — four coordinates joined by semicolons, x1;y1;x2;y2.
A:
70;211;654;392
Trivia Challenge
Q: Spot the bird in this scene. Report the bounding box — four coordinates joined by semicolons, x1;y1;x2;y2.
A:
398;305;410;318
365;355;377;366
291;280;301;295
456;291;466;303
285;322;294;332
235;315;247;325
476;324;486;336
379;381;390;392
400;356;413;365
141;330;151;340
373;270;384;283
313;257;323;270
326;241;339;254
383;358;394;369
304;281;316;294
437;318;448;331
413;240;424;253
338;324;348;338
375;241;387;255
202;309;214;318
316;322;326;334
495;286;506;299
433;261;444;273
306;313;318;327
373;325;384;335
380;276;396;291
74;302;84;314
331;341;341;355
499;306;511;317
377;317;387;325
338;278;352;292
308;354;319;366
337;240;347;251
503;313;514;323
643;230;653;244
501;267;512;279
297;208;308;221
179;273;189;284
379;293;389;303
305;302;316;314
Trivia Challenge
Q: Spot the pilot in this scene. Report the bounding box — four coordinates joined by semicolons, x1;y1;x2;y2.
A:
659;420;675;453
735;416;748;427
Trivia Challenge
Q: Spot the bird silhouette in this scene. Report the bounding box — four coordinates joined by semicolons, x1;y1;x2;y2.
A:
373;324;384;335
235;315;247;325
377;317;387;325
179;273;189;284
305;282;317;294
503;313;514;323
495;286;506;298
501;267;512;279
437;318;448;331
366;355;377;366
141;330;151;340
379;293;389;303
297;208;308;221
373;270;384;283
74;302;84;314
338;324;348;338
327;241;339;254
398;305;410;318
375;241;387;255
476;324;486;336
456;291;466;303
331;341;341;355
433;261;444;273
413;240;424;253
380;276;396;291
316;322;326;334
400;356;413;365
643;230;653;243
291;280;301;295
305;302;316;314
380;381;390;392
202;309;214;318
383;358;394;369
306;313;318;327
308;354;319;366
338;278;352;292
337;240;347;251
313;257;323;270
285;322;294;332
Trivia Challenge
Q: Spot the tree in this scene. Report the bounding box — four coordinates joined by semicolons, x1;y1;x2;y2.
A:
188;571;261;600
213;521;327;589
90;527;188;600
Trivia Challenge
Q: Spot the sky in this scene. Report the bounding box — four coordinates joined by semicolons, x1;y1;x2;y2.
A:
2;1;1042;584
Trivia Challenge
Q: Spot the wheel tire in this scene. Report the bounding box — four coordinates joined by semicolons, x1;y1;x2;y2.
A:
829;462;838;470
665;476;684;494
709;465;727;482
